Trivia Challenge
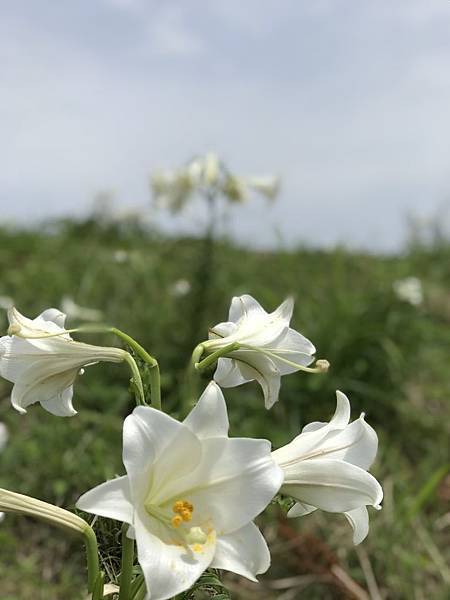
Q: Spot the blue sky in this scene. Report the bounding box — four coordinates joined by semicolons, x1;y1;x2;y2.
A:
1;0;450;250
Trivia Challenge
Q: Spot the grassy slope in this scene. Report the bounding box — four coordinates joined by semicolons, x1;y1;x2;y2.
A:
0;221;448;599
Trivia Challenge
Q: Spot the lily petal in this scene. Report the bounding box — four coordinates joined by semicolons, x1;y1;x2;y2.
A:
287;502;317;518
184;382;229;439
229;294;265;323
282;459;383;513
344;506;370;545
236;353;281;409
123;407;201;501
134;510;216;600
10;365;79;414
211;522;270;581
168;437;283;534
76;476;134;524
40;386;77;417
214;357;249;388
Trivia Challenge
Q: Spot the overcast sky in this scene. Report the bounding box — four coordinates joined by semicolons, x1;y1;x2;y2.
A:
1;0;450;250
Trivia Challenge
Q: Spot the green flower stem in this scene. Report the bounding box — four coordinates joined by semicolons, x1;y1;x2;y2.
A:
124;352;145;406
0;488;101;596
84;526;102;596
194;342;240;371
191;343;205;367
110;327;162;410
118;525;135;600
92;571;105;600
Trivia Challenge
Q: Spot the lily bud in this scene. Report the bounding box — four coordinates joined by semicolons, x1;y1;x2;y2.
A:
0;488;90;535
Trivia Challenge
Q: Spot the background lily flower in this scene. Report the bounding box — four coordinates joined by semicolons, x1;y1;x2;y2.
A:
203;294;318;408
272;390;383;544
0;422;7;523
77;382;283;600
0;307;127;416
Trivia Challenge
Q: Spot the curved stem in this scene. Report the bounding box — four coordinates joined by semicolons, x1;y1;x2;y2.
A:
194;342;240;371
124;352;145;406
110;327;161;410
118;525;135;600
83;525;102;595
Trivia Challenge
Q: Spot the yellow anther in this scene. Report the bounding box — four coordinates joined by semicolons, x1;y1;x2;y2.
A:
180;509;192;522
192;544;203;553
184;501;193;512
171;515;183;528
172;501;185;514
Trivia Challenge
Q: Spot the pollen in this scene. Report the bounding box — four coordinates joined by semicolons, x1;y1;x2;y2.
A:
192;544;203;553
172;500;185;513
172;499;194;523
171;515;183;528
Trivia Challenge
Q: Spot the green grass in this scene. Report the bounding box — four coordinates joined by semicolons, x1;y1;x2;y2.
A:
0;220;449;599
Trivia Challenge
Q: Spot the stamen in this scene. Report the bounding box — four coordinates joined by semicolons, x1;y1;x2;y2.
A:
180;509;192;522
171;515;183;528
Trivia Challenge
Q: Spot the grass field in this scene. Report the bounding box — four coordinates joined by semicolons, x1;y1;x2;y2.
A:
0;218;449;599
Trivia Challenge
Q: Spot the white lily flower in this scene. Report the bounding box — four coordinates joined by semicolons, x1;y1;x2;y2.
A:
0;307;127;416
77;382;283;600
202;294;320;409
0;423;8;523
272;390;383;544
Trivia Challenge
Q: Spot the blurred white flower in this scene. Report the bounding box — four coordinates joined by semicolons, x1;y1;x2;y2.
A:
245;175;280;201
202;294;320;409
0;423;8;523
393;277;423;306
113;249;130;263
151;153;280;212
0;296;14;310
272;391;383;544
170;279;191;297
0;422;8;451
0;307;127;416
61;296;103;322
77;382;283;600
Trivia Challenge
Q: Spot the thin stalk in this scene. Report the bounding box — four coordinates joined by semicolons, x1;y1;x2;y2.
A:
92;571;105;600
194;342;240;371
110;327;161;410
118;525;135;600
124;352;145;406
84;526;102;595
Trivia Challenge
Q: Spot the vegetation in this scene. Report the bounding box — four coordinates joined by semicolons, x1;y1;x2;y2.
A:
0;218;448;599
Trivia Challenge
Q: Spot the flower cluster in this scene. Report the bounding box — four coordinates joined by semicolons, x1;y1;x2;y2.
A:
151;153;280;213
0;294;383;600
